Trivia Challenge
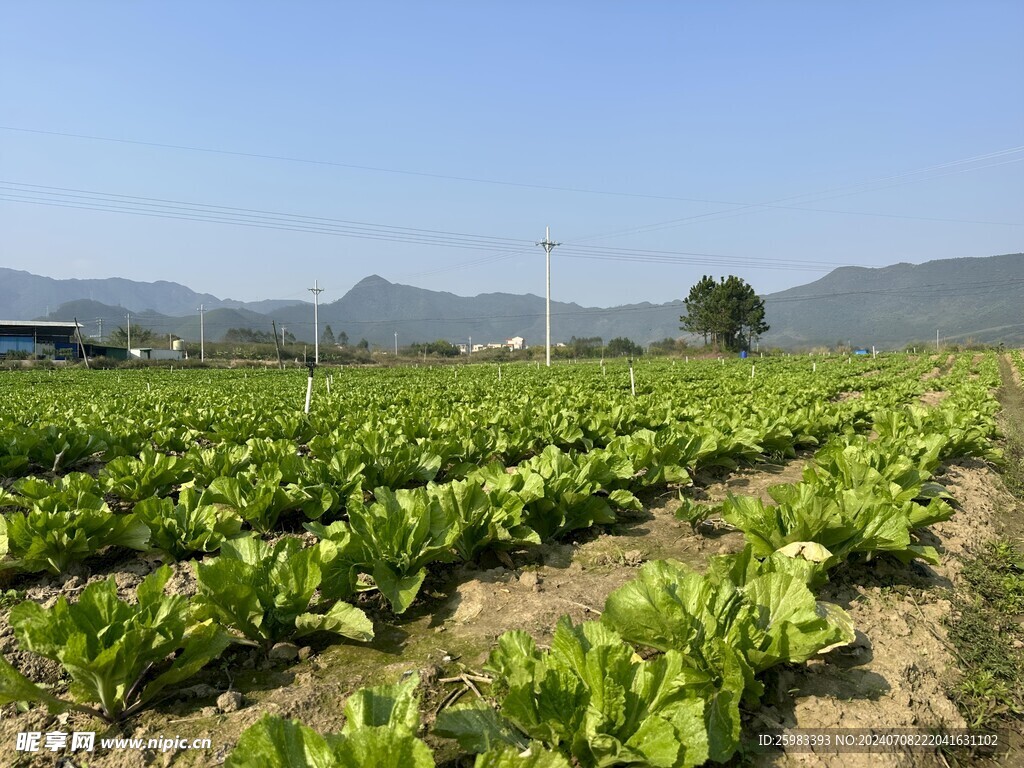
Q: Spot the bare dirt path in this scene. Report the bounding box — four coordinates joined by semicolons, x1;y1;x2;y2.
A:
747;360;1024;768
750;459;1011;768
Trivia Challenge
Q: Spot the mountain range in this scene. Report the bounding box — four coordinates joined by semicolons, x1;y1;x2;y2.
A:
2;253;1022;349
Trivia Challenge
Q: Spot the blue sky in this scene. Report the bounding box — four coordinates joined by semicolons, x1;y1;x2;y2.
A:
1;2;1022;307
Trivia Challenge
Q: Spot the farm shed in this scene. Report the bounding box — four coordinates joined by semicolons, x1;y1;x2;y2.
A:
0;320;81;359
82;343;129;361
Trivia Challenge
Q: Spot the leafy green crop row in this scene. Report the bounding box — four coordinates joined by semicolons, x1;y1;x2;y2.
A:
0;353;989;763
214;354;1003;766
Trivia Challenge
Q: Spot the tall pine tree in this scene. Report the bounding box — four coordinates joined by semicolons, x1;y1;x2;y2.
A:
680;275;768;351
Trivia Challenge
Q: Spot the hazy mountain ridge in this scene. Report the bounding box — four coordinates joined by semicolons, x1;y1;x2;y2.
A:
6;253;1023;348
0;267;306;318
763;253;1024;347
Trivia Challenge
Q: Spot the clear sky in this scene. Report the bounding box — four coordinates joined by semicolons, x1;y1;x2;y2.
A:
1;2;1022;308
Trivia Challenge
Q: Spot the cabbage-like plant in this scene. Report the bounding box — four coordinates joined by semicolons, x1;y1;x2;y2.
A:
194;535;373;650
0;566;230;721
225;674;433;768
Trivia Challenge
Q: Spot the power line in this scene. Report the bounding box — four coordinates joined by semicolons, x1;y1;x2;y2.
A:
0;182;869;273
568;153;1024;244
5;125;1022;221
403;149;1024;278
0;182;532;250
0;125;778;205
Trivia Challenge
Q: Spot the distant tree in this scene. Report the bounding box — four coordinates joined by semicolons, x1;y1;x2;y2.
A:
356;338;369;350
567;336;604;358
680;275;718;345
108;325;156;347
649;337;688;355
428;339;460;357
605;337;644;357
224;327;276;344
680;275;768;352
338;330;349;347
322;325;336;345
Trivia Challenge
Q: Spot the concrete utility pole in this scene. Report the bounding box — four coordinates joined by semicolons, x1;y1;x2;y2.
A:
308;280;324;364
468;335;472;356
536;226;560;367
394;331;398;356
197;305;206;361
126;312;131;358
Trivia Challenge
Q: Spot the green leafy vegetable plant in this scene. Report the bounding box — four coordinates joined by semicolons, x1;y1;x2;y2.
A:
344;486;460;614
225;673;433;768
200;470;299;533
27;425;107;472
433;473;542;561
0;566;230;721
134;487;243;561
437;618;713;768
100;446;192;501
517;446;641;541
194;535;373;650
0;506;149;574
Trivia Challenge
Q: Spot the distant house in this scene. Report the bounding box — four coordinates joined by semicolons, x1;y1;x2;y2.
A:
131;347;183;361
0;320;81;360
505;336;525;351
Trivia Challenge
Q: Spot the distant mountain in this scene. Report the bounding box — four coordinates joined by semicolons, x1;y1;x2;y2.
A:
266;275;687;347
32;299;273;346
0;267;305;318
762;253;1024;348
8;253;1024;349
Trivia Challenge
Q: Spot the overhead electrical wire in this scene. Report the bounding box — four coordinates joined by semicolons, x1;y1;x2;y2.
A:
568;152;1024;244
0;181;863;273
3;127;1021;285
4;125;1021;219
403;147;1024;277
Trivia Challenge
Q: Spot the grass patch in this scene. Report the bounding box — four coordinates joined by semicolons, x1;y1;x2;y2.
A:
946;539;1024;731
997;357;1024;501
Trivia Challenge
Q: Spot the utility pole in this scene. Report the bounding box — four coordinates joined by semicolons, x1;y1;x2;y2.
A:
469;335;472;356
936;328;940;351
308;280;324;364
271;320;285;370
73;318;89;369
197;304;205;361
394;331;398;356
126;312;131;358
536;226;560;367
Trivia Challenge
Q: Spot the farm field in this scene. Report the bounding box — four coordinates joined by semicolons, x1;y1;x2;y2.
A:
0;353;1020;767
